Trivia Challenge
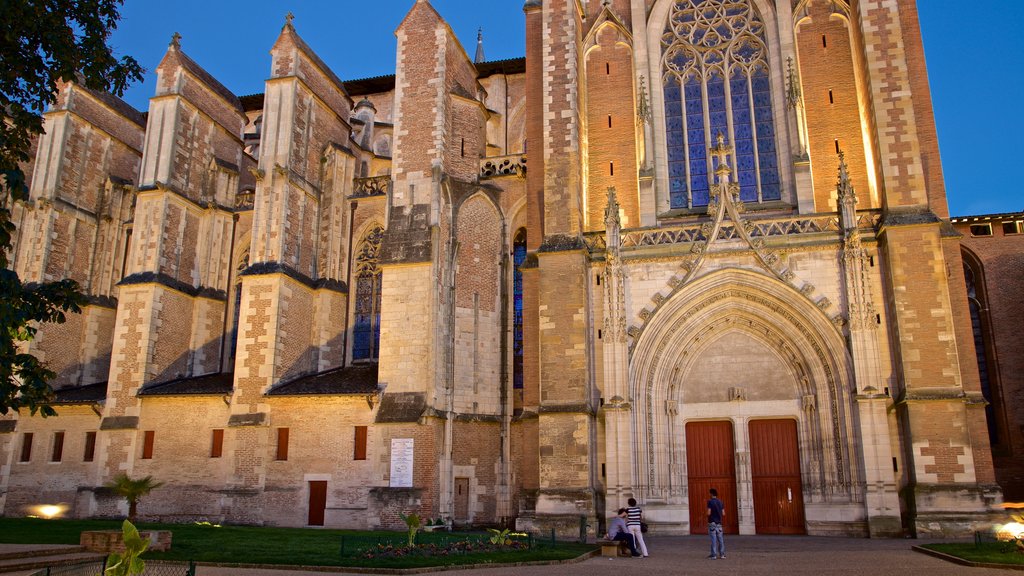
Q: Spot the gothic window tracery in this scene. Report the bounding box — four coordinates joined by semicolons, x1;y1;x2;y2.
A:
353;226;384;361
662;0;781;209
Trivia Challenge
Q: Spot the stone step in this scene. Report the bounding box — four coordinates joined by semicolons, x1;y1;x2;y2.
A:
0;546;86;561
0;552;106;574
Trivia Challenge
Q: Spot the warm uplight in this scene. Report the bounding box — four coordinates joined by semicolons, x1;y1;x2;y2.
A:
994;503;1024;542
31;504;69;519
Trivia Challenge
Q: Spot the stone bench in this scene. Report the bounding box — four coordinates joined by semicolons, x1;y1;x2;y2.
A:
597;538;630;558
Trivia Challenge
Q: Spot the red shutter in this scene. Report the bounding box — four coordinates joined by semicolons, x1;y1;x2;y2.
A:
141;431;155;459
276;428;289;461
52;431;65;462
83;431;96;462
19;433;33;462
211;429;224;458
354;426;367;460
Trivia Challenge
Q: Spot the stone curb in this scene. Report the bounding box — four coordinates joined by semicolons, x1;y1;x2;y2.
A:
192;549;600;574
911;545;1024;571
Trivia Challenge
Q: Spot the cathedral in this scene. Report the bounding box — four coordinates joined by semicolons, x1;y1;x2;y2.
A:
2;0;1019;539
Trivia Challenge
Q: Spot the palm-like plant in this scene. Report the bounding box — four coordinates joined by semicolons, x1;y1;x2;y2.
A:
106;474;164;523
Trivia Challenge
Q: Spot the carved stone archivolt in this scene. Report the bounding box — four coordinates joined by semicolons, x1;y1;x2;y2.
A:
628;269;857;500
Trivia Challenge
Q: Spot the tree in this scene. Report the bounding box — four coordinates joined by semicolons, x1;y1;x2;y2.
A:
0;0;143;416
106;473;164;523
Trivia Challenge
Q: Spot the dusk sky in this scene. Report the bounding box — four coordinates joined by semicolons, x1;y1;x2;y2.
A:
107;1;1022;217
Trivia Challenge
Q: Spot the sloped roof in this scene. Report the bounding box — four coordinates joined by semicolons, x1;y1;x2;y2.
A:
268;364;379;396
138;372;234;396
53;382;108;404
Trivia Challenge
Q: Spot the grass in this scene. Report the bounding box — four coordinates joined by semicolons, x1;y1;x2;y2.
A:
0;518;595;569
922;542;1024;566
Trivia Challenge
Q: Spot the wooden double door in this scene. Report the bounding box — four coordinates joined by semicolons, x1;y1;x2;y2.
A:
686;419;805;535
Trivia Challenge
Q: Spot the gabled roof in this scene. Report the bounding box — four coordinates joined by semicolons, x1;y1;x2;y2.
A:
161;44;244;113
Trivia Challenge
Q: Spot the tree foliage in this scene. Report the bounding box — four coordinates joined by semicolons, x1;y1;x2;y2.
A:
106;473;164;523
0;0;143;416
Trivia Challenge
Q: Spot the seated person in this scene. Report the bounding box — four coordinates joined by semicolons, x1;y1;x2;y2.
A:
606;508;640;557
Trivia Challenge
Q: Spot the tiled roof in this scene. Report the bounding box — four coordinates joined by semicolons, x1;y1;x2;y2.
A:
475;57;526;79
53;382;108;404
169;49;245;113
268;364;379;396
138;372;234;396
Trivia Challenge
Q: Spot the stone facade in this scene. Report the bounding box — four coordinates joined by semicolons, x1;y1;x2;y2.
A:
0;0;1013;539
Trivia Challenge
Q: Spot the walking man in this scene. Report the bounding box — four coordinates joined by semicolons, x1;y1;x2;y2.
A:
707;488;725;559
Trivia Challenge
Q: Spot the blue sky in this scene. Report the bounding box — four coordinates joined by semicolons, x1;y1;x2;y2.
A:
108;1;1021;217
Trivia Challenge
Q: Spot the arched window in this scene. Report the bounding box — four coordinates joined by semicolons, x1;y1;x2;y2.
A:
353;226;384;361
662;0;781;209
512;229;527;393
963;258;1001;446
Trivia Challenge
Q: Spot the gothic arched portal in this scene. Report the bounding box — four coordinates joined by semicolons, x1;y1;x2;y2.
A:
625;268;858;533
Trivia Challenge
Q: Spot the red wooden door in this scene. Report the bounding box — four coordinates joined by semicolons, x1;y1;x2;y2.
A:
686;421;739;534
749;419;805;535
308;481;327;526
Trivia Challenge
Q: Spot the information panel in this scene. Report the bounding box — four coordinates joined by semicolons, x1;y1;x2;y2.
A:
389;438;414;488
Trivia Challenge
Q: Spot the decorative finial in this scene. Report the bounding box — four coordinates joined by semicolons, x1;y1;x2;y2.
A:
836;151;856;206
636;75;652;127
604;186;622;248
474;27;486;63
169;32;182;49
285;12;295;27
785;56;802;109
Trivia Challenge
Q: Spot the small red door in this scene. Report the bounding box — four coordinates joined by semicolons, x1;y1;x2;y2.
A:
749;419;805;535
686;421;739;534
308;481;327;526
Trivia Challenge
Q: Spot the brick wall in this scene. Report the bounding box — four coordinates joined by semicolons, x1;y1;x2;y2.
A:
956;219;1024;498
585;25;640;230
797;0;872;212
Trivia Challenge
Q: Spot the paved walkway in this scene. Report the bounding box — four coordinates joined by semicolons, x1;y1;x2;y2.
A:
182;535;1007;576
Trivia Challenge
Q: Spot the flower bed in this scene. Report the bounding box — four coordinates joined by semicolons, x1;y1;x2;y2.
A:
362;539;528;560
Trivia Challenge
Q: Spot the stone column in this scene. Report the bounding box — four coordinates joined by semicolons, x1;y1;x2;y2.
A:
837;156;901;536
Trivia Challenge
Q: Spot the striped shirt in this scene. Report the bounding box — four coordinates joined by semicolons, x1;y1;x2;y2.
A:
626;506;643;526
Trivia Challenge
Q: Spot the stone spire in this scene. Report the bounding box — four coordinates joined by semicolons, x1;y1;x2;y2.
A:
837;151;858;232
604;186;621;253
474;28;486;63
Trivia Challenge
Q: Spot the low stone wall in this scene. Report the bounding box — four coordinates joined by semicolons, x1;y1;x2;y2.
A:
81;530;172;553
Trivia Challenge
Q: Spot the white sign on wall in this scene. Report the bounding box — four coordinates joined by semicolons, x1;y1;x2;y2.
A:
389;438;414;488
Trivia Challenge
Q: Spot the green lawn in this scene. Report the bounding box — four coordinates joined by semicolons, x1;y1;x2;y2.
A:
0;518;595;569
922;542;1024;566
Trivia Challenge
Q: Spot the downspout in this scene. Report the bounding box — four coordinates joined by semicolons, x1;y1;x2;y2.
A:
497;224;511;522
218;212;239;373
440;185;459;524
343;200;357;368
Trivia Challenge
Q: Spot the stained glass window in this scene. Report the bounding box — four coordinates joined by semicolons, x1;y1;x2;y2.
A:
662;0;781;208
353;226;384;361
512;229;527;391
